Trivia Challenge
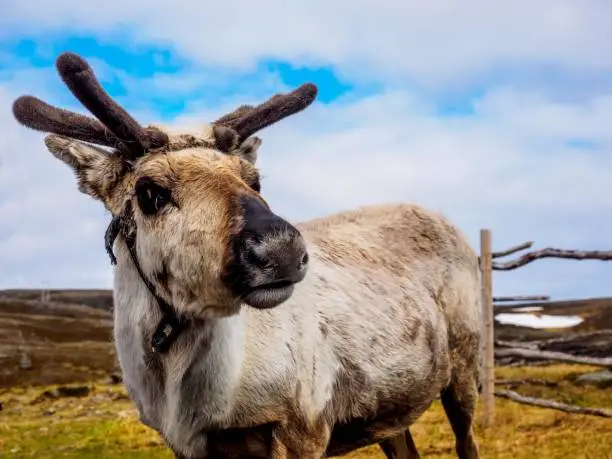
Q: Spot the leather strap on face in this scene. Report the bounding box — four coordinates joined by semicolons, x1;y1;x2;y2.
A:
104;210;186;354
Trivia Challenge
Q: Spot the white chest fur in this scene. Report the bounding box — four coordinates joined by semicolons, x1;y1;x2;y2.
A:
112;261;249;456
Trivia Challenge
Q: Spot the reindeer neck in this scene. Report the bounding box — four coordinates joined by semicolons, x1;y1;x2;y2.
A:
111;252;247;436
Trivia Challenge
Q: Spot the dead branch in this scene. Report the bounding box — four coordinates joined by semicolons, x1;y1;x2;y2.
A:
493;248;612;271
500;360;556;368
495;332;612;361
495;390;612;418
493;302;544;314
492;241;534;258
493;297;612;312
493;305;545;310
495;378;558;388
494;295;550;303
493;302;547;310
495;340;539;350
538;330;612;346
495;348;612;368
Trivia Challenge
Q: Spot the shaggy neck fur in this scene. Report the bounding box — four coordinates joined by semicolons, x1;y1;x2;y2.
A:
112;238;248;454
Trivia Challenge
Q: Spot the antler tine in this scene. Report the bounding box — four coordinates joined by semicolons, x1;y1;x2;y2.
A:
55;52;168;160
12;95;123;149
216;83;318;141
213;104;254;127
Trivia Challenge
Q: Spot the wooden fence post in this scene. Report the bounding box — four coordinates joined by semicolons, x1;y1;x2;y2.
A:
479;229;494;428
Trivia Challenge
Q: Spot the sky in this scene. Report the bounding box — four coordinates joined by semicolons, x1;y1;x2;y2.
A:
1;0;612;309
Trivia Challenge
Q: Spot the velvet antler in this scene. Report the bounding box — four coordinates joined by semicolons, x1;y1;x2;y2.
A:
12;95;122;149
13;51;318;160
13;52;169;160
213;83;318;142
55;53;168;159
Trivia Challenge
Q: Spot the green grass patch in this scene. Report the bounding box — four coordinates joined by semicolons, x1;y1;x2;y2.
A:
1;365;611;458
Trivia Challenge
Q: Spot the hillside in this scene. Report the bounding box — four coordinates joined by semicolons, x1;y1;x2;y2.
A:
0;290;115;388
2;288;612;388
0;289;114;312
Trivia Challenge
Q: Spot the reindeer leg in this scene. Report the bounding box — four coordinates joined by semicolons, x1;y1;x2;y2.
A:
379;430;420;459
270;417;331;459
441;335;481;459
441;377;480;459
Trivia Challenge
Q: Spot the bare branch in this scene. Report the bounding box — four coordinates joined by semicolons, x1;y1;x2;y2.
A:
492;241;534;258
495;378;559;388
493;297;612;312
495;390;612;418
493;302;547;310
492;248;612;270
499;360;556;368
494;295;550;303
495;340;539;350
538;330;612;346
495;348;612;368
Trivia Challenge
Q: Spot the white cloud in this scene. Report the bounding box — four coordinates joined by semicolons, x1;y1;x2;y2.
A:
0;83;113;288
1;1;611;302
2;1;612;87
2;65;611;300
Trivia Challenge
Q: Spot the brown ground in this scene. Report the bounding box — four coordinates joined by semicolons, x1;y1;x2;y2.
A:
0;291;116;388
4;289;612;388
1;289;611;458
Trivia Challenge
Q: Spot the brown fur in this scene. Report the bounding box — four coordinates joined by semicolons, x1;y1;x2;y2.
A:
14;54;482;458
24;127;483;459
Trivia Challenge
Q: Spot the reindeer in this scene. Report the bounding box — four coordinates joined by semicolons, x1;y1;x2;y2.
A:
12;52;482;459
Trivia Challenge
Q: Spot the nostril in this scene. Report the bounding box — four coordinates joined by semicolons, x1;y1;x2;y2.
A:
244;243;270;270
298;252;309;270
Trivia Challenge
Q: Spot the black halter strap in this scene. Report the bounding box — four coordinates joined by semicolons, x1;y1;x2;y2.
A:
104;211;187;354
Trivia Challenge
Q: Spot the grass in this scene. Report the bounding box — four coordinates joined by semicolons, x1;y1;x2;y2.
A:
2;291;611;458
1;364;611;458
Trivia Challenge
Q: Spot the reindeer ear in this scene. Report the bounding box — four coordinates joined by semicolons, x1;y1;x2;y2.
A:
210;124;261;164
211;125;240;152
45;134;128;204
232;136;261;164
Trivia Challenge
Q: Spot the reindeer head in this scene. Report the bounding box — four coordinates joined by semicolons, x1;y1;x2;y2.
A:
13;52;317;321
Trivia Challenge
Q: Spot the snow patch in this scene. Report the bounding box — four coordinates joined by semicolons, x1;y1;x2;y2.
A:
495;313;583;329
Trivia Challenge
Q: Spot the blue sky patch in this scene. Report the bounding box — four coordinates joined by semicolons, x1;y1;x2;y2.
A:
0;31;512;123
565;138;599;150
1;33;387;120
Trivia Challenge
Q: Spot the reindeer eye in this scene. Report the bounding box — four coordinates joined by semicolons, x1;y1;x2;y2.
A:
135;179;172;216
250;177;261;193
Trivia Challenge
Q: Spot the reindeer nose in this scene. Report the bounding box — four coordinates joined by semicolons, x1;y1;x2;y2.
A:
239;197;309;285
243;231;309;283
222;195;310;310
222;194;309;310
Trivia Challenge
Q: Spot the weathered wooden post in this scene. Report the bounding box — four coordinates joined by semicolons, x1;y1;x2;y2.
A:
479;229;494;428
